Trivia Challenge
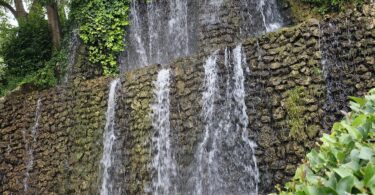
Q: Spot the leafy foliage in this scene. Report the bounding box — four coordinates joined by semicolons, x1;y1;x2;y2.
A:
275;88;375;194
71;0;129;75
0;6;58;96
1;10;52;77
300;0;364;13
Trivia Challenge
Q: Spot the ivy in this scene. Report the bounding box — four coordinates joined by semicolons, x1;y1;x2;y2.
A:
72;0;129;75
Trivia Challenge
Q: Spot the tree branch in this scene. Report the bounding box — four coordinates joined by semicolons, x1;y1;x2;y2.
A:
0;0;17;19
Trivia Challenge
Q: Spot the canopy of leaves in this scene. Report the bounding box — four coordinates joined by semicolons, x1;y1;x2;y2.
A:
0;5;56;96
275;88;375;194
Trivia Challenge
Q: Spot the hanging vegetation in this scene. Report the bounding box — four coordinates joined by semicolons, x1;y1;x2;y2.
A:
71;0;130;75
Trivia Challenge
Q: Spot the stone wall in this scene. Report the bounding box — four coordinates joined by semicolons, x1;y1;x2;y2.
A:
0;3;374;195
0;78;111;194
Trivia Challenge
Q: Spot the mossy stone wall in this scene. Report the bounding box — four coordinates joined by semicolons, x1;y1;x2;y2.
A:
0;3;374;195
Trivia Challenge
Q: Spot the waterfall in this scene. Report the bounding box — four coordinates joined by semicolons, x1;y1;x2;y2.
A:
150;69;177;195
100;78;120;195
123;0;198;71
128;0;148;70
62;30;80;85
231;45;259;194
23;98;42;192
169;0;190;57
192;45;259;194
194;51;220;195
201;0;225;25
240;0;283;36
320;22;350;129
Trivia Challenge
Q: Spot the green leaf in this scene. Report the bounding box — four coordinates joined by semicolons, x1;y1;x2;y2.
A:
352;114;367;127
358;146;374;161
324;172;337;189
334;167;352;178
341;121;363;140
364;163;375;186
336;176;354;194
349;96;366;107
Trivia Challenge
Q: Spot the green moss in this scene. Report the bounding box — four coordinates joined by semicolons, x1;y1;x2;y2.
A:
285;86;307;139
287;0;321;23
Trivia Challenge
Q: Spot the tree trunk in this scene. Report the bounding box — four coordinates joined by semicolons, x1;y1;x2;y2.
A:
46;3;62;50
14;0;27;19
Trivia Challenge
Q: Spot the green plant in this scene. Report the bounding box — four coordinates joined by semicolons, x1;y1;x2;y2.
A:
301;0;364;14
72;0;129;75
286;86;307;139
0;6;57;96
274;88;375;194
0;11;52;77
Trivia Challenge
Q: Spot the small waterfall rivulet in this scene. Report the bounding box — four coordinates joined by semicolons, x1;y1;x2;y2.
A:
150;69;178;195
193;51;220;195
320;22;351;129
239;0;284;36
192;45;259;195
62;30;80;85
23;98;42;192
123;0;198;71
100;79;120;195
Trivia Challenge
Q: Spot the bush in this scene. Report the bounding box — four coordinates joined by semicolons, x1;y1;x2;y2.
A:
275;88;375;194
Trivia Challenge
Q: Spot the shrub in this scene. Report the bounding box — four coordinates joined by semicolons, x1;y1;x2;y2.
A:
275;88;375;194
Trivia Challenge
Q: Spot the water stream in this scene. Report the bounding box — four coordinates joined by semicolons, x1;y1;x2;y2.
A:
150;69;177;195
123;0;198;71
240;0;284;36
100;79;120;195
192;45;259;194
23;98;42;192
62;30;80;85
194;51;220;195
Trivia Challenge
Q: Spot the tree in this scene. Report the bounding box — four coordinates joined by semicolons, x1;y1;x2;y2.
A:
0;0;62;49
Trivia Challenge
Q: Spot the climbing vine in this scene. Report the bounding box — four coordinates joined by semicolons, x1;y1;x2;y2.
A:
72;0;129;75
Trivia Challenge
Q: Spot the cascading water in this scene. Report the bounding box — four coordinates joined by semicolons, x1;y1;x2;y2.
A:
231;45;259;194
122;0;198;71
62;30;80;85
192;45;259;195
100;79;120;195
169;0;190;57
194;51;220;195
320;22;350;129
150;69;177;195
239;0;284;36
23;98;42;192
201;0;225;25
127;0;149;70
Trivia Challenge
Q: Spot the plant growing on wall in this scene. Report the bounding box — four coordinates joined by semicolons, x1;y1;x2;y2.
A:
285;86;307;139
300;0;364;13
274;88;375;194
72;0;129;75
